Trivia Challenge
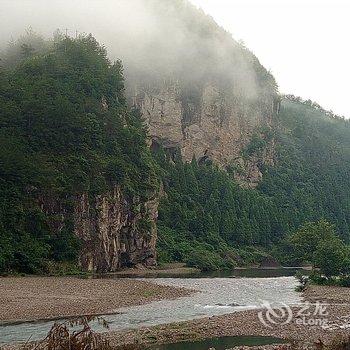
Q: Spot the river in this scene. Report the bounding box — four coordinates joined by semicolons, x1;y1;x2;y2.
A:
0;268;304;345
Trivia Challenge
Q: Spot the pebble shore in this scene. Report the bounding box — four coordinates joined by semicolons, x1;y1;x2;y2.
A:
0;276;192;323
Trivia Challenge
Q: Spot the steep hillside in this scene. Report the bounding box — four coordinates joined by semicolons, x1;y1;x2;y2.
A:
123;0;279;188
155;97;350;269
0;35;160;274
260;97;350;241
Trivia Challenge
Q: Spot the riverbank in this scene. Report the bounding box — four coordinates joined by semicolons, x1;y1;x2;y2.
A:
107;263;200;278
107;284;350;349
0;276;192;324
2;275;349;349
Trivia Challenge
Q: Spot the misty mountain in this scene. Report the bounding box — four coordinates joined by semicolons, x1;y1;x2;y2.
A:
0;0;350;273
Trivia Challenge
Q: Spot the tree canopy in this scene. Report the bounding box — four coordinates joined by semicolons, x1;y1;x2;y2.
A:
0;34;158;273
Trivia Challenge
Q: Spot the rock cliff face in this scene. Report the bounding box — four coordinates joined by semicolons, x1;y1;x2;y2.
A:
74;186;159;272
39;186;159;273
38;0;280;273
133;81;279;188
114;0;280;188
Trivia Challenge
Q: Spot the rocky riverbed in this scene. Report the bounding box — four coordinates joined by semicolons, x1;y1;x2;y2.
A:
1;275;350;350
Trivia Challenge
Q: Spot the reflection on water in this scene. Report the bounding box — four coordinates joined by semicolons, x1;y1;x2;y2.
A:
0;275;302;345
150;335;287;350
109;267;310;279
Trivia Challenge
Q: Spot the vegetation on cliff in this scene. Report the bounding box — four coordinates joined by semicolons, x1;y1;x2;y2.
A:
155;149;281;270
0;34;158;274
260;97;350;242
156;98;350;270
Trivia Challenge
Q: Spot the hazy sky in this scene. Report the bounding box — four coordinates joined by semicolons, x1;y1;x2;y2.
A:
190;0;349;117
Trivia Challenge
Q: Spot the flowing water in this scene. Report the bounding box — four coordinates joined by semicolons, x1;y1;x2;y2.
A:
0;269;304;345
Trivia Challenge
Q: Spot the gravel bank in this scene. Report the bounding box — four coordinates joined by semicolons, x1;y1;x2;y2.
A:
0;276;192;323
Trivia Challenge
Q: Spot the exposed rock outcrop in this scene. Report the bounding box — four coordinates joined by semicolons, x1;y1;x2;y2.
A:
133;81;278;187
74;186;159;272
39;186;159;273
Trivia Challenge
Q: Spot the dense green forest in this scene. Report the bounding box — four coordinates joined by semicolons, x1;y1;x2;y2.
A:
0;34;158;273
1;32;350;274
155;152;282;270
156;97;350;270
261;97;350;240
